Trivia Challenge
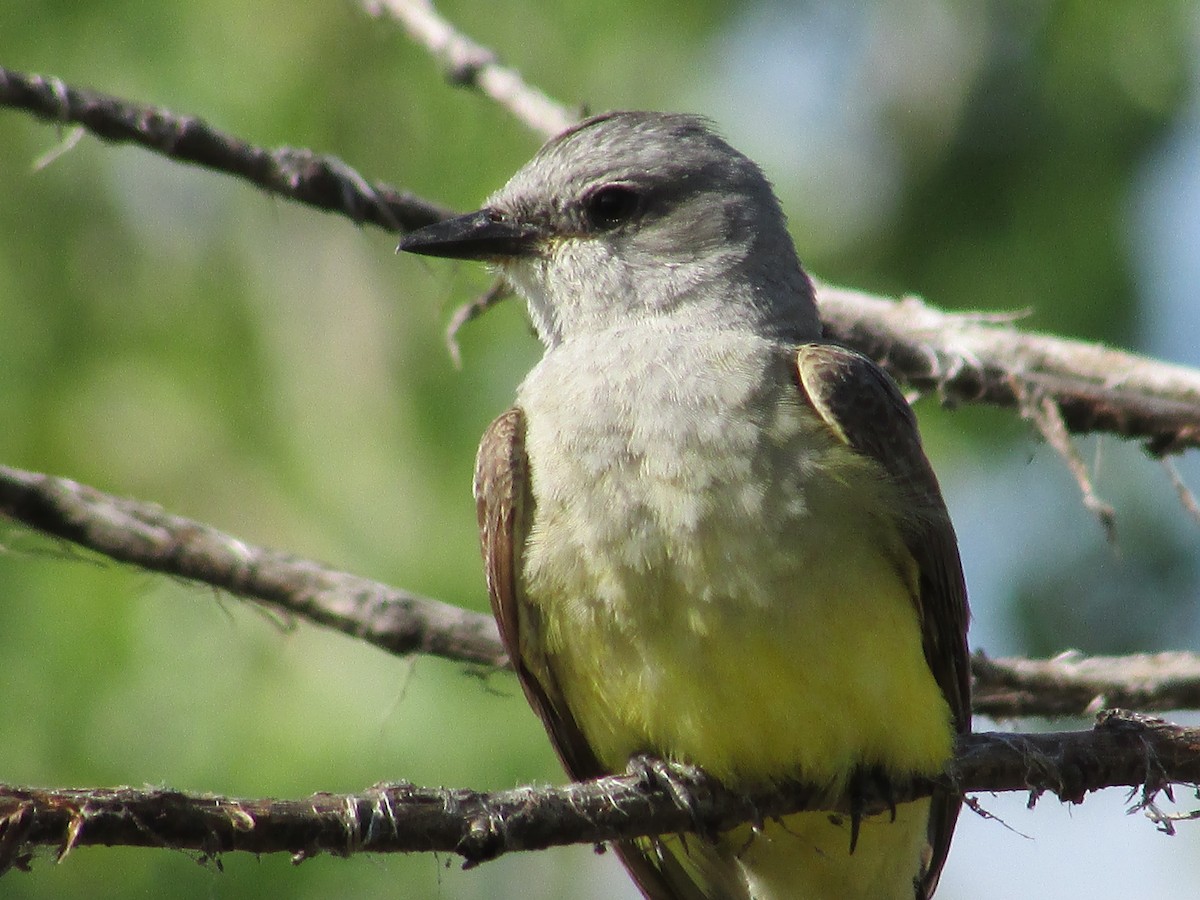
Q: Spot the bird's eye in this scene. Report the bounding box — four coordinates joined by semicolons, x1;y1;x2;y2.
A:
584;185;642;230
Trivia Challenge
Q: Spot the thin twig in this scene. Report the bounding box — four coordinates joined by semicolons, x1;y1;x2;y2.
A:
30;124;84;171
445;277;512;367
1017;386;1118;541
1161;457;1200;527
365;0;577;139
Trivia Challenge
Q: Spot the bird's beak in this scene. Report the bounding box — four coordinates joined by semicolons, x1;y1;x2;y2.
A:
397;209;543;260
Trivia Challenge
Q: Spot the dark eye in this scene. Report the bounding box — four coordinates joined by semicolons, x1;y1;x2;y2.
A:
584;185;642;230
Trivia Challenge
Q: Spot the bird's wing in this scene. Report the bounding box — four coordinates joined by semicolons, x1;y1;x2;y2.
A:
476;407;712;900
475;407;604;780
796;342;971;899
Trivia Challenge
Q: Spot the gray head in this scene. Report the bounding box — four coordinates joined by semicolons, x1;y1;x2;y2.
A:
400;111;820;346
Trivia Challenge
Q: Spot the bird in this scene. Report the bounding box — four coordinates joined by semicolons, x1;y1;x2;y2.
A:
399;111;970;900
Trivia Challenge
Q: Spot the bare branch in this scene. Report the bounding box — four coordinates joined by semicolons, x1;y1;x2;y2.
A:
364;0;577;139
0;65;453;233
2;68;1199;454
5;464;1200;720
3;1;1198;883
0;464;505;668
1;711;1195;873
817;286;1200;455
973;652;1200;719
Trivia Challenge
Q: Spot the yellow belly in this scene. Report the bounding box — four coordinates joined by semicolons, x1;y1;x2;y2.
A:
528;514;948;898
636;799;932;900
522;432;953;786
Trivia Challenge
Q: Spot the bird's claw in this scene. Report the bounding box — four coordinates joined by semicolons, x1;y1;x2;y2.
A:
846;765;897;854
626;753;715;840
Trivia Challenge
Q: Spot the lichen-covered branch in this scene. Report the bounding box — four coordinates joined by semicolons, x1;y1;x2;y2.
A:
1;711;1195;875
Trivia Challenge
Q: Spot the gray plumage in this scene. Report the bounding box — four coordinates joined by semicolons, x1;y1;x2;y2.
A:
488;113;821;346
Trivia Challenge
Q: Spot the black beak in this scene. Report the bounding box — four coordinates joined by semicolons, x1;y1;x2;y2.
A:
397;209;543;260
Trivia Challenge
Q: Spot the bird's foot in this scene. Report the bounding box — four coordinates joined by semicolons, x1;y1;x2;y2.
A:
626;753;717;842
846;765;897;854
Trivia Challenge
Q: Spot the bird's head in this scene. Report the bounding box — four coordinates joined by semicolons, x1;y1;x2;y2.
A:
400;111;818;346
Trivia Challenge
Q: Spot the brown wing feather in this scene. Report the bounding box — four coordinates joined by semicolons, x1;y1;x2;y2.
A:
476;408;692;899
475;407;603;780
796;344;971;899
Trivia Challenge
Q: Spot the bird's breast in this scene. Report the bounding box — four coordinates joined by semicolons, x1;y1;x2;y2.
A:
517;327;856;618
513;325;951;784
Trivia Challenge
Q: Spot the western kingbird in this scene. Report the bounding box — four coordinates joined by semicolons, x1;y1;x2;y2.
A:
400;111;970;900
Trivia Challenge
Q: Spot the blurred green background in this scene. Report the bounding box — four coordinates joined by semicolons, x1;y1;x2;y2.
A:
2;1;1199;897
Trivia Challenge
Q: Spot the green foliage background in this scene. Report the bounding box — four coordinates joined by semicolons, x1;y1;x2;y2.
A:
2;1;1198;897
